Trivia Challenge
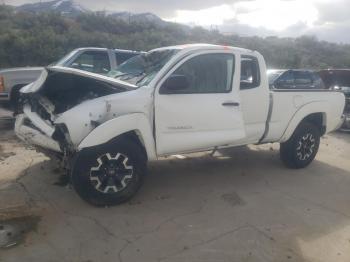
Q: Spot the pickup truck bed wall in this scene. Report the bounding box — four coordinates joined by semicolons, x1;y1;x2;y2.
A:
264;90;343;143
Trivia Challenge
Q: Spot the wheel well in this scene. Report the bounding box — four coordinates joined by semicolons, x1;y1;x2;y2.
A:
110;131;148;161
301;113;326;135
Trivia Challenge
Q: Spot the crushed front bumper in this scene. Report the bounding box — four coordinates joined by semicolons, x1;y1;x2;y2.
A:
15;113;61;153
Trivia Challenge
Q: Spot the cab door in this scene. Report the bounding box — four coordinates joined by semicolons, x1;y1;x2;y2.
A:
154;52;246;155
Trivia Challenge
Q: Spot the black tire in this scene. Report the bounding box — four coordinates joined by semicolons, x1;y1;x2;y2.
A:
71;137;147;206
280;122;320;169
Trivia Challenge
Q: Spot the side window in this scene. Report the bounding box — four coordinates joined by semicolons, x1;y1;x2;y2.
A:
275;71;294;89
115;52;138;65
240;55;260;90
294;71;313;85
311;73;325;89
70;51;111;74
162;53;234;94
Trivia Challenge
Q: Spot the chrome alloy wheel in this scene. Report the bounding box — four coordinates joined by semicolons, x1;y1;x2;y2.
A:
89;153;133;194
296;133;316;161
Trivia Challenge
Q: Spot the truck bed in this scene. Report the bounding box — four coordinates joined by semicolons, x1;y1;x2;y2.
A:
263;89;345;143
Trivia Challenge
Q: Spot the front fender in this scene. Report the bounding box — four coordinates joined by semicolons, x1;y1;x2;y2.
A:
280;101;328;142
78;113;157;160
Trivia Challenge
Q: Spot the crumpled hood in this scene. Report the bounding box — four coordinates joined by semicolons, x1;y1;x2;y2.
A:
19;66;140;116
21;66;137;94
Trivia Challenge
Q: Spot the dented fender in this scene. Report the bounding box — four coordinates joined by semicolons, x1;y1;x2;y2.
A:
78;113;157;160
54;99;110;147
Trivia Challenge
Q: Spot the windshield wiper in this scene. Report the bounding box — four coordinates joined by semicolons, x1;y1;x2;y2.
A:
135;73;149;86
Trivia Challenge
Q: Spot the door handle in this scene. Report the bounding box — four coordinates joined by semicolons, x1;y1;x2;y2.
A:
222;102;240;107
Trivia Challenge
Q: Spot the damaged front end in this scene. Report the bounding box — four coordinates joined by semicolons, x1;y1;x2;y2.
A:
15;66;135;162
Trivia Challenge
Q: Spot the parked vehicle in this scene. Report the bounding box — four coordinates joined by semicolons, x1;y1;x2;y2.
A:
268;69;325;90
0;67;43;107
319;69;350;131
15;44;345;206
0;47;142;108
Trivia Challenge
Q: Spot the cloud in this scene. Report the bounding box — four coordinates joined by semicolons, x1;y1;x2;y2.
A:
6;0;240;17
166;4;236;26
314;0;350;24
6;0;350;43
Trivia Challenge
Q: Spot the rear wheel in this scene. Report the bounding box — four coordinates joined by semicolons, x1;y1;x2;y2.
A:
280;122;320;169
71;138;147;206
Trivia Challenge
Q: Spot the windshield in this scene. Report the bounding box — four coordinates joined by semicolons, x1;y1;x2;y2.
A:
108;49;179;87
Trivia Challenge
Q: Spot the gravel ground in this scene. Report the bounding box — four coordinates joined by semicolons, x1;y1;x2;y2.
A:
0;119;350;262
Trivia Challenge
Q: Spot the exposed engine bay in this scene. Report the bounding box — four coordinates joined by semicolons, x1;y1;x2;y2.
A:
15;67;136;158
21;69;126;115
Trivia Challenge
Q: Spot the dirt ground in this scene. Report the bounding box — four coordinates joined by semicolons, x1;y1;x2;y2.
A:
0;119;350;262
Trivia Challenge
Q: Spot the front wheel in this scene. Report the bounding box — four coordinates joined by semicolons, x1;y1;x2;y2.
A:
280;122;321;169
71;138;147;206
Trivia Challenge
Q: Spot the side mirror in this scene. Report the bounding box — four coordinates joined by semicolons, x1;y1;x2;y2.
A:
160;74;189;94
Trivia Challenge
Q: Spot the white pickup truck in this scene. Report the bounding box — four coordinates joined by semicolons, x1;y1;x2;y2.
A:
0;47;141;108
15;44;345;206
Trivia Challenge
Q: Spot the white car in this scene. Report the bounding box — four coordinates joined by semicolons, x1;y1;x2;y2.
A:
15;44;345;206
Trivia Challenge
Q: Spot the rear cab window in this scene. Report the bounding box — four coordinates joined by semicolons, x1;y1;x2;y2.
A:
240;55;260;90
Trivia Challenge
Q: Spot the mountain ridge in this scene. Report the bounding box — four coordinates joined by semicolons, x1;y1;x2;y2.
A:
14;0;166;25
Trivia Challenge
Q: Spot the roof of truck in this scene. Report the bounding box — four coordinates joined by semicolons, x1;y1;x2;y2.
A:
73;47;142;53
151;43;255;54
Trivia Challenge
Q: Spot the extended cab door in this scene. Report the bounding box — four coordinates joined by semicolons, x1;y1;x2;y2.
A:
154;52;246;155
239;54;269;143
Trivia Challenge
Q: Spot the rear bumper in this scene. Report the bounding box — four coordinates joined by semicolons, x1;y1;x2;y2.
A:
15;114;61;152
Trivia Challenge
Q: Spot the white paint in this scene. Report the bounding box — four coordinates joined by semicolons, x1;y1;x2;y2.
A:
15;44;345;162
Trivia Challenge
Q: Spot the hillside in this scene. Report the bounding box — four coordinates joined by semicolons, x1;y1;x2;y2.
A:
15;0;88;16
1;4;350;69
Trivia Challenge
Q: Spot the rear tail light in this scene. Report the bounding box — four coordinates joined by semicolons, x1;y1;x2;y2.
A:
0;76;4;92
